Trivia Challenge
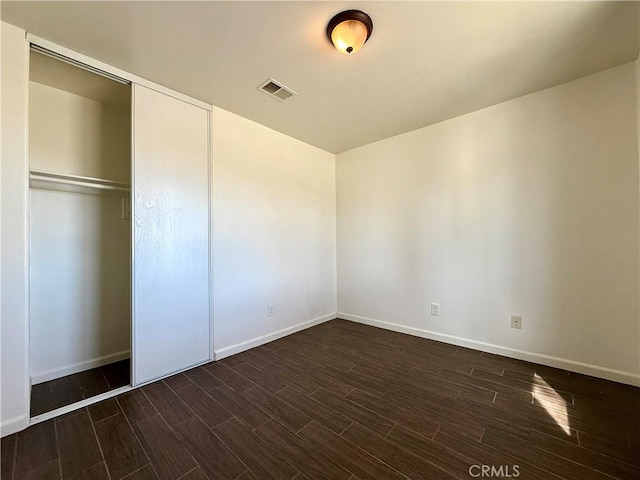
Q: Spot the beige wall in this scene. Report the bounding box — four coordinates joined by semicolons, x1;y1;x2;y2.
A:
337;62;640;385
212;107;337;357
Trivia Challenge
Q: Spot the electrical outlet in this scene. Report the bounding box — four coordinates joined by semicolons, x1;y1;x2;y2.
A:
431;303;440;316
268;304;276;317
511;315;522;329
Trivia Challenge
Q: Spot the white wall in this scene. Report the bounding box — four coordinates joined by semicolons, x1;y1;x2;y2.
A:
337;62;640;385
1;22;30;435
29;189;131;382
29;82;131;383
30;82;130;182
212;107;337;357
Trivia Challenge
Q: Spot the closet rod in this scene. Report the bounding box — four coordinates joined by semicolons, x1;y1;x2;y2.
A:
30;170;130;193
30;44;131;86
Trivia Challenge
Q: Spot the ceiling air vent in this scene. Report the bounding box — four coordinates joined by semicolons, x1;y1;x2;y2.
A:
257;78;297;102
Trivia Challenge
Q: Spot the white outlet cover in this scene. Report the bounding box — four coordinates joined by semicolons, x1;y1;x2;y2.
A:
268;304;275;317
511;315;522;329
431;303;440;316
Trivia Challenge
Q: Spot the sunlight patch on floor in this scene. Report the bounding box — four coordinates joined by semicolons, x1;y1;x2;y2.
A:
532;373;571;435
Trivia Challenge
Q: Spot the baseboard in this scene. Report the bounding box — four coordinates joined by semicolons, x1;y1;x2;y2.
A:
339;312;640;387
31;350;131;385
214;313;338;360
1;414;29;438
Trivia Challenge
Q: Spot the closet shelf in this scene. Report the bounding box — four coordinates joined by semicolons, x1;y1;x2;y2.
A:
30;170;130;196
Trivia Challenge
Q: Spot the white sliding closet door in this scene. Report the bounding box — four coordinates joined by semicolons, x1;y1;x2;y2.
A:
132;84;210;385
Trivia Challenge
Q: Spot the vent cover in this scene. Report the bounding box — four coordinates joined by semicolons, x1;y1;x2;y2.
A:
257;78;297;102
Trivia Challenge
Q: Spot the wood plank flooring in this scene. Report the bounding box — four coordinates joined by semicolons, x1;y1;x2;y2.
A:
3;320;639;480
30;359;130;416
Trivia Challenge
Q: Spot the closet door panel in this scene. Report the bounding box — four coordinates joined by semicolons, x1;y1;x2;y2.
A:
132;85;210;385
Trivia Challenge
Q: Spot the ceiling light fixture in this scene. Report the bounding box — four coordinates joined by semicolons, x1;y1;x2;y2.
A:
327;10;373;55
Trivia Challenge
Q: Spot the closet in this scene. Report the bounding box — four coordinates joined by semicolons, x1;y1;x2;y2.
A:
29;49;132;416
27;43;211;419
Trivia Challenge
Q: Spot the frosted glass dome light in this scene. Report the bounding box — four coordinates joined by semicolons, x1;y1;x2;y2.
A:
327;10;373;55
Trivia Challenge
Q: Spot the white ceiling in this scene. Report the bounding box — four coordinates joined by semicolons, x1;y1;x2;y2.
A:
2;1;638;153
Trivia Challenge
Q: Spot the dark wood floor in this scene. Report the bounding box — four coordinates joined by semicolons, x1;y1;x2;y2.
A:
31;359;131;416
3;320;639;480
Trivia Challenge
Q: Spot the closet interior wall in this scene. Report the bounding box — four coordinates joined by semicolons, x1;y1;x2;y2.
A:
28;50;132;389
